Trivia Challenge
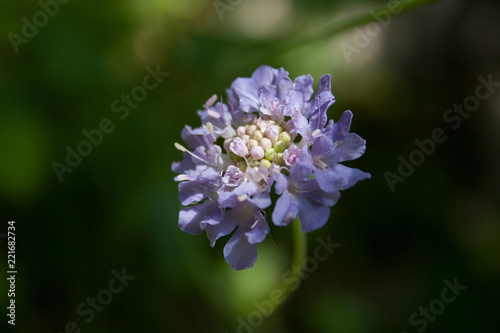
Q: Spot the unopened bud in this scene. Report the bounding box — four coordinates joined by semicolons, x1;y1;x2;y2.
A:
259;121;269;132
246;124;257;136
261;159;272;169
265;125;280;143
230;137;249;157
236;126;246;137
275;153;284;165
274;140;286;153
265;148;275;161
247;139;259;150
250;145;265;160
260;138;272;150
278;131;291;143
253;130;263;141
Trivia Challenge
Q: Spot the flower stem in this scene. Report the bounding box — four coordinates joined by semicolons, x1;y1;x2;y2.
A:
269;217;307;317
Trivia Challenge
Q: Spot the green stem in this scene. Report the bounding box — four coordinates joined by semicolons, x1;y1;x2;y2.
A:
269;217;307;317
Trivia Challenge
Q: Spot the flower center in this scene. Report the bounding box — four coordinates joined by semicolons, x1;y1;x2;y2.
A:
224;118;294;171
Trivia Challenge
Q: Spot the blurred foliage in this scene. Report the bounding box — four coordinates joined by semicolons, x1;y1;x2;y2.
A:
1;0;499;332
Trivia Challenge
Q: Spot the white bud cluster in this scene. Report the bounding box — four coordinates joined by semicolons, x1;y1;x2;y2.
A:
224;118;297;170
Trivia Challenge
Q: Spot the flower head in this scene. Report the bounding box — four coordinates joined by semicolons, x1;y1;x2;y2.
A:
173;66;370;270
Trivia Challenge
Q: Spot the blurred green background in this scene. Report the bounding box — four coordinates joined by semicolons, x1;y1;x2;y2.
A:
1;0;499;332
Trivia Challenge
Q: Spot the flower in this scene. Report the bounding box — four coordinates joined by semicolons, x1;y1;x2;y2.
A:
272;145;341;232
173;65;370;270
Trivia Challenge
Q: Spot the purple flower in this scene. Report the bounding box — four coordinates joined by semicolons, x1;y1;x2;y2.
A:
311;110;371;192
177;167;224;235
173;65;370;270
272;145;340;232
206;181;271;270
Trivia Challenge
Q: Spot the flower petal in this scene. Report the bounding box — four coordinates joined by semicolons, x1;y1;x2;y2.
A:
300;178;340;207
171;153;195;174
178;168;221;205
272;191;297;226
244;212;269;244
329;110;353;142
330;164;371;190
249;191;272;210
278;77;294;102
197;102;232;134
290;145;313;184
330;133;367;163
178;200;224;235
252;65;279;88
306;97;333;134
231;77;260;112
297;196;331;232
205;208;240;246
224;227;258;270
181;125;216;150
314;167;338;192
316;74;332;95
311;135;334;158
294;74;314;102
259;85;278;115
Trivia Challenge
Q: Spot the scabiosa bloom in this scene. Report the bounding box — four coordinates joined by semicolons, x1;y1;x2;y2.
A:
173;65;370;270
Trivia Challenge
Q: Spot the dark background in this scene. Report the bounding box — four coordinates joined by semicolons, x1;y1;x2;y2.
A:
1;0;499;332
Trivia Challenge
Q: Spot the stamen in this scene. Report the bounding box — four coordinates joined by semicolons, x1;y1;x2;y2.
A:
315;159;330;171
311;129;322;138
238;194;248;202
174;142;187;152
206;109;220;119
175;142;215;166
250;220;259;229
206;122;214;134
176;174;190;181
332;140;344;149
205;94;217;107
